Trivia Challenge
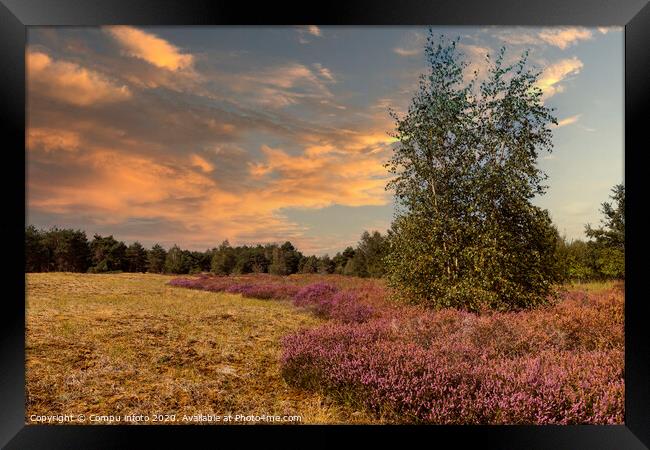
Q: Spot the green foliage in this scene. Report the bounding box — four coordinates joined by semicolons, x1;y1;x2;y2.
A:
164;245;187;274
343;253;367;277
333;247;355;274
317;255;336;274
586;185;625;279
300;255;319;274
125;242;148;273
269;241;302;275
89;234;126;273
24;226;389;279
211;240;236;275
554;186;624;282
147;244;167;273
25;226;48;272
384;34;561;311
25;226;91;273
357;231;389;277
556;238;596;282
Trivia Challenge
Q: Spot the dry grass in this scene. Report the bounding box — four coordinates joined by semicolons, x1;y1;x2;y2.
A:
25;272;377;425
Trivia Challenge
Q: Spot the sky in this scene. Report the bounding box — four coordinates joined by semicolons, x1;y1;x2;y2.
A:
26;26;624;255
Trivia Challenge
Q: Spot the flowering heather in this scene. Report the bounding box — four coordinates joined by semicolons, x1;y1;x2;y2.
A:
169;275;623;424
167;277;198;289
292;283;339;307
233;283;301;300
291;284;375;323
168;274;299;297
327;291;374;323
169;275;380;323
281;285;624;424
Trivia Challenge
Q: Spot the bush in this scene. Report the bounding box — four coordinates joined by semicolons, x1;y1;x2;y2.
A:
293;283;339;307
327;291;374;323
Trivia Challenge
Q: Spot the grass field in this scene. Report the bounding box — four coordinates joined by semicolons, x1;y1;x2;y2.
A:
25;272;377;424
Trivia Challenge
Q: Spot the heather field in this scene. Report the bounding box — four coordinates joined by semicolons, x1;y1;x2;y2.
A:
26;272;624;425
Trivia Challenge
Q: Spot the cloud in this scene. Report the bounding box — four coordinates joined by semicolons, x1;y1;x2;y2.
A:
493;27;594;49
537;57;584;99
597;26;622;35
26;29;401;253
297;25;323;44
105;26;194;71
306;25;322;37
26;117;395;253
312;63;336;82
394;47;420;57
537;27;593;49
235;62;336;108
27;49;132;106
27;128;81;153
555;114;581;128
393;31;426;57
190;154;215;173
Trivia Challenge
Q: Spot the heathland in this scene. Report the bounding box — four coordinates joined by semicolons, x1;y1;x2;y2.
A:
26;272;623;425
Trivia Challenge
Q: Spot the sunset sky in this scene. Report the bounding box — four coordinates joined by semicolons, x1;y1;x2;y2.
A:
26;26;623;255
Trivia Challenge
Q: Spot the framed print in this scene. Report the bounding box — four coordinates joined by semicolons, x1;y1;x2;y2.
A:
1;0;648;448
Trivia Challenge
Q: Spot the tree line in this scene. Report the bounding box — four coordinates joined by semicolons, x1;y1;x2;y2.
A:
25;227;390;277
555;184;625;282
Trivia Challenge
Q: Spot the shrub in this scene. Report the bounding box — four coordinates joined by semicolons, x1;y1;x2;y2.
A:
328;291;374;323
293;283;339;307
238;283;300;300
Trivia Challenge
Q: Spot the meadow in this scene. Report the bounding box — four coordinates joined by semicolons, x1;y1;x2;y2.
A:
25;273;376;424
26;272;624;425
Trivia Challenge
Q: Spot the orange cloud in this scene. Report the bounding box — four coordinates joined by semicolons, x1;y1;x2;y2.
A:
190;154;215;173
105;26;194;71
494;27;594;50
27;127;392;253
246;138;391;213
538;27;593;49
537;57;583;99
27;127;81;152
306;26;321;37
297;25;323;44
27;50;131;106
555;114;581;128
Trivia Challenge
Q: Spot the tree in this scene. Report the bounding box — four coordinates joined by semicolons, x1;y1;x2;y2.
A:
585;184;625;279
211;240;236;275
249;245;270;273
556;237;596;282
300;255;319;274
89;234;126;272
356;231;389;277
385;33;561;311
125;242;148;273
164;244;188;274
25;226;47;272
317;254;335;274
147;244;167;273
343;253;367;277
333;247;355;274
269;241;302;275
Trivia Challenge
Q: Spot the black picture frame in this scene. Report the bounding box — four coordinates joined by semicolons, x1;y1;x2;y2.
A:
1;1;648;448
